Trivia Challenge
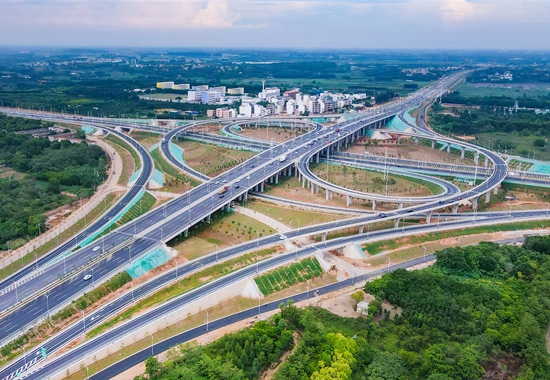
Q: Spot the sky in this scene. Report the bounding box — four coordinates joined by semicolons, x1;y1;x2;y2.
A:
0;0;549;50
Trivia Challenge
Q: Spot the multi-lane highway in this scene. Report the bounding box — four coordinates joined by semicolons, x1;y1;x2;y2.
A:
0;126;153;311
0;70;517;379
4;206;549;380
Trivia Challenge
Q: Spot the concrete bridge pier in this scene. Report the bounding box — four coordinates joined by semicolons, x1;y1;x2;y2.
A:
322;232;327;242
431;140;435;149
326;189;330;200
372;200;376;210
397;136;402;144
461;147;465;159
472;197;479;210
474;151;479;164
260;182;264;192
452;204;458;214
243;192;248;201
484;156;489;168
359;225;364;234
269;176;273;184
275;173;279;184
316;152;320;163
394;218;400;228
426;211;433;224
447;144;451;154
493;185;499;195
302;176;306;188
414;137;418;145
311;183;315;194
346;195;352;206
485;191;491;203
184;229;188;237
398;203;403;209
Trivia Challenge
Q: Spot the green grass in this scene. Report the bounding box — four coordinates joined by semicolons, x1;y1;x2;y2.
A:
254;257;324;296
458;83;550;99
91;192;157;242
475;131;550;161
87;246;277;339
118;192;156;225
105;134;141;170
150;147;201;187
362;220;550;255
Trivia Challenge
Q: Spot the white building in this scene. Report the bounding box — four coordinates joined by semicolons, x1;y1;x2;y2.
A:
187;90;198;102
192;85;209;92
258;87;280;100
201;90;222;104
156;81;174;89
211;86;226;95
228;87;245;95
239;103;252;117
173;83;190;90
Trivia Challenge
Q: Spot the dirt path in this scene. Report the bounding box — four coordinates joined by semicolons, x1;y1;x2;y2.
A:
259;332;300;380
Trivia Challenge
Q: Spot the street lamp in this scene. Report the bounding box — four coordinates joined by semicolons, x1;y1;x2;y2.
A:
205;310;209;333
80;309;86;335
18;344;26;368
45;293;50;319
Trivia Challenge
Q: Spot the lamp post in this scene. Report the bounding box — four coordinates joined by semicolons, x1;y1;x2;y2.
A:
45;293;50;319
422;245;427;262
18;345;26;368
150;333;154;356
205;310;209;333
80;309;86;335
508;203;512;220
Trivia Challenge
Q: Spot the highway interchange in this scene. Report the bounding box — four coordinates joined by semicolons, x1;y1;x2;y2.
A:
1;70;549;379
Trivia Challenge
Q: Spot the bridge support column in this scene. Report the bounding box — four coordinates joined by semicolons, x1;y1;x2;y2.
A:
359;225;364;234
414;137;418;145
316;185;320;194
322;232;327;242
184;229;188;237
260;182;264;192
474;151;479;164
398;203;403;209
452;205;458;214
472;197;478;210
302;177;306;188
275;173;279;184
485;191;491;203
431;140;435;149
394;219;400;229
461;147;465;159
447;144;451;154
316;152;320;163
397;136;402;144
311;183;315;194
372;200;376;210
347;195;352;206
244;192;248;201
426;211;433;224
326;189;330;200
207;214;211;223
493;185;498;195
484;156;489;168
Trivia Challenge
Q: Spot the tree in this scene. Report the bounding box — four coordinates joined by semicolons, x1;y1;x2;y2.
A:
351;290;364;305
145;357;161;378
533;138;545;148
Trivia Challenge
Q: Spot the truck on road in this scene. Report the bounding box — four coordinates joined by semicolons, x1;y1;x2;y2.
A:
219;185;229;198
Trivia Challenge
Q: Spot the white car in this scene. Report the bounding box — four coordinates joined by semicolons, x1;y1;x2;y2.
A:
279;235;287;240
83;274;92;281
92;246;101;252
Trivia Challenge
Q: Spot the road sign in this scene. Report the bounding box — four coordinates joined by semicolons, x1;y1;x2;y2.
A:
40;347;47;359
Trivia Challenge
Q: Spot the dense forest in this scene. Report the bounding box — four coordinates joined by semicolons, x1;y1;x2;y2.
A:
440;91;550;110
0;113;107;249
429;104;550;137
136;236;550;380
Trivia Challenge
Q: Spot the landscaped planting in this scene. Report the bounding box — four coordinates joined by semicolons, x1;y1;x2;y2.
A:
254;257;323;296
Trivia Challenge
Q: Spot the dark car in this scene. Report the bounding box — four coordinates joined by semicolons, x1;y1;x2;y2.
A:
378;213;387;218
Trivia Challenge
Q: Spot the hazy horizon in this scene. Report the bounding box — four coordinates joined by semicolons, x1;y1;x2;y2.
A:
1;0;549;50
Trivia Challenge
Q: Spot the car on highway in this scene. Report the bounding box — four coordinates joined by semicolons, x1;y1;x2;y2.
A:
406;209;414;213
83;274;92;281
378;213;387;218
92;246;101;252
279;235;287;240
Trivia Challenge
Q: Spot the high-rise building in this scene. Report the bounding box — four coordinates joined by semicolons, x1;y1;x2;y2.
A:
228;87;245;95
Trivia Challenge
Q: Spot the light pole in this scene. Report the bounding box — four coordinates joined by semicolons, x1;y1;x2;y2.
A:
508;203;512;220
86;365;89;380
205;310;209;333
422;245;427;262
80;309;86;335
150;333;154;356
174;258;179;280
12;280;18;303
131;282;135;304
45;293;50;319
18;344;26;368
91;268;95;289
